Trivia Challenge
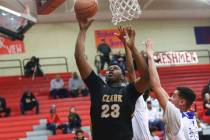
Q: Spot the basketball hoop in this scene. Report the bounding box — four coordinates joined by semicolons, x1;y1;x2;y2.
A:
109;0;142;25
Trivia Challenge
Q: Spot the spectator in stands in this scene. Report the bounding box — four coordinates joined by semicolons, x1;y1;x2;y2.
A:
147;96;163;118
50;75;68;99
46;104;67;135
202;81;210;98
203;93;210;116
73;129;88;140
0;96;11;117
20;89;39;115
97;38;111;70
24;56;43;77
147;101;164;131
69;72;89;97
67;106;81;133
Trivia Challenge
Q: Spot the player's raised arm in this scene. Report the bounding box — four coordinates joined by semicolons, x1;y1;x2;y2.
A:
145;40;169;110
125;40;136;83
124;27;149;93
115;27;136;82
75;18;94;79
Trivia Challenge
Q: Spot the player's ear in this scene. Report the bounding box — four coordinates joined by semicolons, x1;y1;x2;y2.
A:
179;99;186;106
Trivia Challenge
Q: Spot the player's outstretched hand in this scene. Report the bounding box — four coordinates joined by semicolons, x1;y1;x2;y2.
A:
77;17;94;31
125;26;135;49
145;40;154;57
115;26;126;45
115;26;136;49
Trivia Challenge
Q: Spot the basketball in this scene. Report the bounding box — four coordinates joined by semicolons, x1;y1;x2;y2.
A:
74;0;98;19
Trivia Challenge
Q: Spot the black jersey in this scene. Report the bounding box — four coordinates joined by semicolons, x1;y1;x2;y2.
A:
84;71;140;140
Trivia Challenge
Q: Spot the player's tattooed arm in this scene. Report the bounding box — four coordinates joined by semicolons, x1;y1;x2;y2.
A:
75;18;94;79
145;40;169;111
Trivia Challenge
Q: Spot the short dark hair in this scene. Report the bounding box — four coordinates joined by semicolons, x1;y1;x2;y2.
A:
176;87;196;109
147;101;152;104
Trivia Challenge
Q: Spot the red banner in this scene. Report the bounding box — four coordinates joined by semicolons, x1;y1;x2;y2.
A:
95;29;124;48
0;36;25;55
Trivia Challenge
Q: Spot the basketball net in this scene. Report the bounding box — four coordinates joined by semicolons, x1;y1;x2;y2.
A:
109;0;142;25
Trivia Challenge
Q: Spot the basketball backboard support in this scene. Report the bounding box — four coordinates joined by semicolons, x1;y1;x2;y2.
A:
0;5;37;40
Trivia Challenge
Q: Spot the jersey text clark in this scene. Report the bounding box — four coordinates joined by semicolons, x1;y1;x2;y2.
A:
102;94;123;103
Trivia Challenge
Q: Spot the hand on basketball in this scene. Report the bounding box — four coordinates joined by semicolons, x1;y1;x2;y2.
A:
77;17;94;31
145;40;154;57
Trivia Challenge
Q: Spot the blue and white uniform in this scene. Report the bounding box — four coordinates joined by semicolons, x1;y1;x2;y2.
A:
163;101;199;140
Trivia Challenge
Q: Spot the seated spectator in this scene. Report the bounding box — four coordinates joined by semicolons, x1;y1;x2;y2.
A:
24;56;43;77
20;90;39;115
203;93;210;115
69;72;89;97
147;101;164;131
202;81;210;98
50;75;68;99
67;107;81;133
0;96;11;117
47;104;67;135
147;96;163;118
73;129;88;140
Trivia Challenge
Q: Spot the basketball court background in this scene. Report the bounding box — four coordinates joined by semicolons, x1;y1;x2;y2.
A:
0;0;209;75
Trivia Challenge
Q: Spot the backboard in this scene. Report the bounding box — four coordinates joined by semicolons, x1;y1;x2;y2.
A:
0;5;37;40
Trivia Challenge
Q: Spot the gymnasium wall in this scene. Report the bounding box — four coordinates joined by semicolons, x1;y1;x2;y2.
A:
0;19;210;76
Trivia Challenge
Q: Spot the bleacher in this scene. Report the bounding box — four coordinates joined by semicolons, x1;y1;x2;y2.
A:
158;64;210;97
0;64;210;139
0;73;91;140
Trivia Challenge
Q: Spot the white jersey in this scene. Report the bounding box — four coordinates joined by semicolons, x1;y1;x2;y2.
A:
163;101;199;140
132;96;151;140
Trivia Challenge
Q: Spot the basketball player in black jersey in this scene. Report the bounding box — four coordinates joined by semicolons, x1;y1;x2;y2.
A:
74;18;149;140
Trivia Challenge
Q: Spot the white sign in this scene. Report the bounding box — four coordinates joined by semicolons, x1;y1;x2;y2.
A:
154;51;199;66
